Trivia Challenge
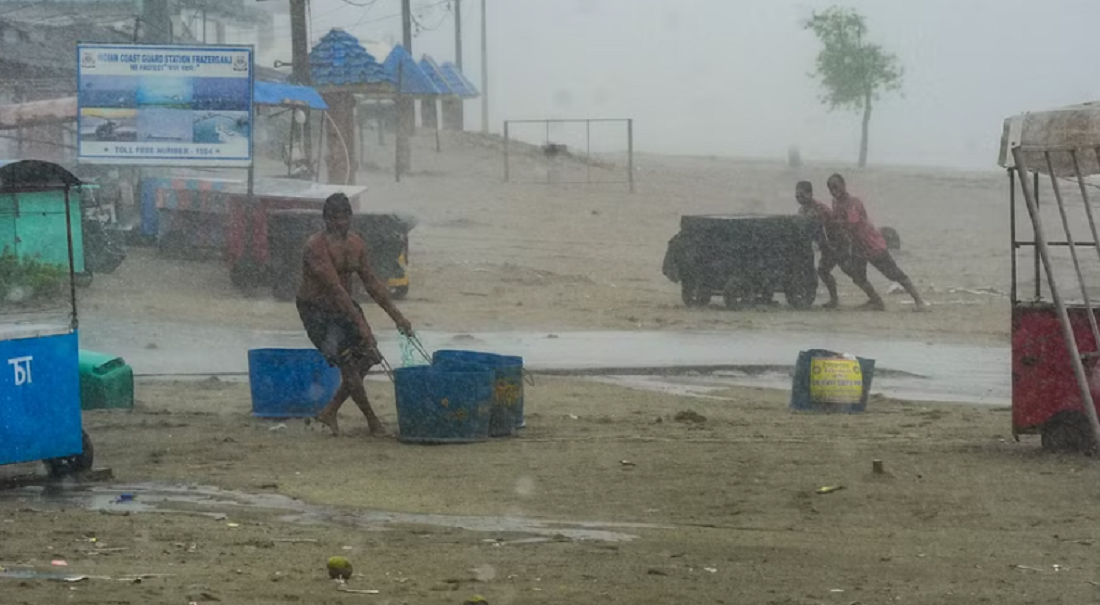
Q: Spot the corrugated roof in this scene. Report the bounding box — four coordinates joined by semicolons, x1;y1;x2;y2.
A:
382;45;439;95
419;55;454;95
309;29;394;87
439;62;479;98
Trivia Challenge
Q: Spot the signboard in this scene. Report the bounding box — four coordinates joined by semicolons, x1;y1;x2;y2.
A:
77;44;253;167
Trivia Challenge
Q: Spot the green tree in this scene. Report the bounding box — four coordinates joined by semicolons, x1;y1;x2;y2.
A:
804;6;903;167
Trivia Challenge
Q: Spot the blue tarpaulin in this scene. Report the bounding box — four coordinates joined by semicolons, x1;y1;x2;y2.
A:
439;62;479;98
383;45;440;96
253;82;329;110
419;55;454;95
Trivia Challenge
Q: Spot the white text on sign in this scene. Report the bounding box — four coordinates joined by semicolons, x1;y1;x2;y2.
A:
8;356;32;386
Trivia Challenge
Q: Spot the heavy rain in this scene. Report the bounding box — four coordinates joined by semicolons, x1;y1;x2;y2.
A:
1;0;1100;603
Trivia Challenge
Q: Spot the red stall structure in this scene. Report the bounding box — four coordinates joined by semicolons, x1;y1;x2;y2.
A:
150;175;368;285
1002;102;1100;453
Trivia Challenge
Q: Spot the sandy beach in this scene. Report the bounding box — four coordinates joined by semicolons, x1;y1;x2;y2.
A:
7;130;1094;605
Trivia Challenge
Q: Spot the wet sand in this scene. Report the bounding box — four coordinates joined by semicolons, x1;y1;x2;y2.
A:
82;131;1013;345
1;378;1097;604
7;131;1091;604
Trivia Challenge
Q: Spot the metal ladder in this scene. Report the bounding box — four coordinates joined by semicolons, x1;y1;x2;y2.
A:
1012;145;1100;449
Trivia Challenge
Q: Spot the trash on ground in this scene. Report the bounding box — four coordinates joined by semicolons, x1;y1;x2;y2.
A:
673;410;707;424
327;556;353;580
816;486;845;495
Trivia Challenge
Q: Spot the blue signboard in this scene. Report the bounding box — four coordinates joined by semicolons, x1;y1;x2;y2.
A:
0;331;81;466
77;44;254;167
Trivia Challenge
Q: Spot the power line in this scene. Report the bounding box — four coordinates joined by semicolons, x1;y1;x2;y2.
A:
0;1;51;18
412;0;451;35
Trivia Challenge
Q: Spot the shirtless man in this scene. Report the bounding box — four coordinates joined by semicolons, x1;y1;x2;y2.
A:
826;174;926;311
296;193;413;436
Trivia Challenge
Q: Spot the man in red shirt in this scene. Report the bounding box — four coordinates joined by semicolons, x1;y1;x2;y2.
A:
795;181;841;308
826;174;926;311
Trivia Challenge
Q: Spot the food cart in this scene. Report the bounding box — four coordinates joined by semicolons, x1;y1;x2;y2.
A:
662;213;818;309
0;160;93;476
1002;103;1100;452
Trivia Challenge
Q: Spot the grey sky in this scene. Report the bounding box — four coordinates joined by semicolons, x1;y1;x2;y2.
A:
303;0;1100;169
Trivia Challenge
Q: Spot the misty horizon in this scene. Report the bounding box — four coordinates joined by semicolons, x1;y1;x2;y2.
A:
279;0;1100;171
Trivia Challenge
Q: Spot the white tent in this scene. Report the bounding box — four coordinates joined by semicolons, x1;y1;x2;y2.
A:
1000;102;1100;176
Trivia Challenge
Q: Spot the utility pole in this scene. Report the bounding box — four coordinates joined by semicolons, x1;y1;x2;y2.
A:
396;0;413;177
290;0;312;161
141;0;172;43
444;0;464;130
480;0;488;133
454;0;462;69
402;0;412;62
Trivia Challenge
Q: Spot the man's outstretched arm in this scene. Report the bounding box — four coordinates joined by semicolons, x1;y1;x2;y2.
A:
356;244;412;334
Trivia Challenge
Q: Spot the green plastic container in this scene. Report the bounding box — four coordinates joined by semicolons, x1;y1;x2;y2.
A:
78;350;134;411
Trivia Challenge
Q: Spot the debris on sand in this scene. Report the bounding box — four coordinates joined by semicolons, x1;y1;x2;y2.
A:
673;410;707;424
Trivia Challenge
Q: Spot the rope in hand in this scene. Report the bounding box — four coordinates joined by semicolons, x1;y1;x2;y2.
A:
399;332;432;367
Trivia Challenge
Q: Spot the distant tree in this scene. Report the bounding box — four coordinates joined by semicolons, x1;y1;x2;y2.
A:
804;6;903;168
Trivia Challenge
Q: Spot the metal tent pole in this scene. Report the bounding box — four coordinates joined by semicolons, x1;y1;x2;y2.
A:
1043;152;1100;351
1013;146;1100;452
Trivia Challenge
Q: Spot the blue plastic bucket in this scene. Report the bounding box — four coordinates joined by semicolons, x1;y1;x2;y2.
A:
432;350;526;433
789;349;876;414
394;365;495;444
248;348;341;418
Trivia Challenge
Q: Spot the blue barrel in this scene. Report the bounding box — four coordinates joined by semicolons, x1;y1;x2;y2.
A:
432;350;526;433
248;348;341;418
790;349;875;414
394;365;495;444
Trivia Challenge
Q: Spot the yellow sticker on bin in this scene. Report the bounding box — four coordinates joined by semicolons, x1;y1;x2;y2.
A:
809;358;863;405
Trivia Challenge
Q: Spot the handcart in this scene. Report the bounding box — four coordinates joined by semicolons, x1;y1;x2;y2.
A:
0;160;94;476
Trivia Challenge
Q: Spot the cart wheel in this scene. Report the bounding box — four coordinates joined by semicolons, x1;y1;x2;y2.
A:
680;278;711;307
389;285;409;300
44;430;94;478
677;281;712;305
73;272;94;288
784;280;817;310
722;276;755;310
1041;411;1097;455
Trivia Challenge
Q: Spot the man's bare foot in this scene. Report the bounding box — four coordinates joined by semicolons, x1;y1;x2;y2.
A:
367;422;390;437
822;300;839;309
858;300;886;311
913;301;931;312
317;411;340;436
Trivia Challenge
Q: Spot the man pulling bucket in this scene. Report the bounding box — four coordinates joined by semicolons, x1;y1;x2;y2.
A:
296;192;414;436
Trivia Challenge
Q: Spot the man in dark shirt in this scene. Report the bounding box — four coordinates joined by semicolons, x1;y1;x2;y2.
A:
796;181;841;308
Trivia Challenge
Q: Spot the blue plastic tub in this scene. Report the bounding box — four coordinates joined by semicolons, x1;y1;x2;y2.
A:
432;350;526;433
394;365;495;444
248;348;341;418
789;349;876;414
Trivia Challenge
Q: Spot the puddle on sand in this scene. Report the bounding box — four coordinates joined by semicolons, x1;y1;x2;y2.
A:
591;366;1007;406
0;483;657;543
